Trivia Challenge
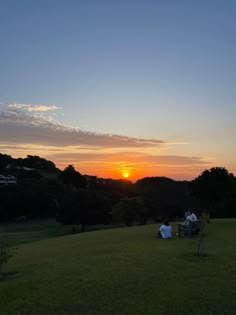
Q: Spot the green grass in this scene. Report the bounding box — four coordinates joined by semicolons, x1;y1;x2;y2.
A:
0;219;236;314
0;220;120;246
0;220;74;246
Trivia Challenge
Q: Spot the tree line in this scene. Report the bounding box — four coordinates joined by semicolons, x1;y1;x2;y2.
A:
0;153;236;229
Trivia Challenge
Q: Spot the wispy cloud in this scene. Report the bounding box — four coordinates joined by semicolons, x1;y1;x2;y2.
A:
48;151;209;166
3;102;59;112
0;101;165;148
46;151;212;180
0;101;211;179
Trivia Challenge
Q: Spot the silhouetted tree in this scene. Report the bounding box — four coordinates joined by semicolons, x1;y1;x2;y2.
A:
0;153;13;171
57;189;111;231
23;155;56;170
111;198;141;226
59;165;86;191
135;177;189;221
191;167;236;217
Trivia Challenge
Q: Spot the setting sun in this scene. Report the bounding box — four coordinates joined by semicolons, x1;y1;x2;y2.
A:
123;172;130;178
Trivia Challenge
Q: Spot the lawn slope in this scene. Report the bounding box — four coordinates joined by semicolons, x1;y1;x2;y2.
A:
1;220;236;315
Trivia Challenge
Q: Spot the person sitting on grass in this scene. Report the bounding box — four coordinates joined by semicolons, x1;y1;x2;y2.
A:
158;219;172;239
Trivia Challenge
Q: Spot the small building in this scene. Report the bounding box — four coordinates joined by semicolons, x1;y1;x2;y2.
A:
0;175;17;185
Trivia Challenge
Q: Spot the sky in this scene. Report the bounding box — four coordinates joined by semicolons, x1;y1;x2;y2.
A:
0;0;235;181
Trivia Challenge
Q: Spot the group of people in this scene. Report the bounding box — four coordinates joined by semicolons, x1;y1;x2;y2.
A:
158;209;198;239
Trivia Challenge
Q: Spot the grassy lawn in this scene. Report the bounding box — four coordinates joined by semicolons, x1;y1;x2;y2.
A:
0;220;120;247
0;219;236;314
0;220;75;246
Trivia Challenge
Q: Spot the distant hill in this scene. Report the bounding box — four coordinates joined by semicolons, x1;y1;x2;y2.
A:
0;153;60;178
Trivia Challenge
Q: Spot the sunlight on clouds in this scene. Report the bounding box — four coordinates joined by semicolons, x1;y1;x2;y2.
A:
0;103;165;147
7;103;59;112
50;151;212;180
0;101;215;180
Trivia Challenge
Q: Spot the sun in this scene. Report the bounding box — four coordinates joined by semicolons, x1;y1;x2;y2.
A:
122;172;130;178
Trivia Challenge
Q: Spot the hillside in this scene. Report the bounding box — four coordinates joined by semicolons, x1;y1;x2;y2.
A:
0;220;236;315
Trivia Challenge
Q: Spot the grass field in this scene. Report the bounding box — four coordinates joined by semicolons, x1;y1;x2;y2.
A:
0;219;236;314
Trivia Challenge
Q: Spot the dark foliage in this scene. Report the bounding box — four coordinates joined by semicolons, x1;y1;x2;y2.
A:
57;189;111;231
59;165;87;190
0;154;13;171
0;154;236;226
135;177;190;221
190;167;236;217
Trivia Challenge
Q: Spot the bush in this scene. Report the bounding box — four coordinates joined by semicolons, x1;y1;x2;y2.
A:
201;210;210;223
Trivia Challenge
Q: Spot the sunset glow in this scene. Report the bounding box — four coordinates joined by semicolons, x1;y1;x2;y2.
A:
0;1;235;180
122;172;130;179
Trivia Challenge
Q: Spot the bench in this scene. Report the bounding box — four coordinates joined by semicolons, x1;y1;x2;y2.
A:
178;220;202;238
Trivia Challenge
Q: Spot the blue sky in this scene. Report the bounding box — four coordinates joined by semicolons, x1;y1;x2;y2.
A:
0;0;235;179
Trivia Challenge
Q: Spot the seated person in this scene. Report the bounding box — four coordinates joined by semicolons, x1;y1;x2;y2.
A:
178;210;198;237
185;209;197;224
158;219;172;239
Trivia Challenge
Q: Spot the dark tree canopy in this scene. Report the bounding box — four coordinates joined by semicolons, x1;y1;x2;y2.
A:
0;154;13;170
59;165;87;190
0;153;236;224
57;189;111;231
135;177;190;221
191;167;236;217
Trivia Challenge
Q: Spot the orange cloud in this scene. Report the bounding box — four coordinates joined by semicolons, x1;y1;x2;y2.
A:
47;151;211;181
0;102;212;180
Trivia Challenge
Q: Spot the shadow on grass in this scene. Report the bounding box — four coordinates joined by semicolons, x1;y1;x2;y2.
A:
0;271;19;282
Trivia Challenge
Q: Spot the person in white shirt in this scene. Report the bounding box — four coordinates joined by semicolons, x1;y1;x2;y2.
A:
158;219;172;239
186;210;197;224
